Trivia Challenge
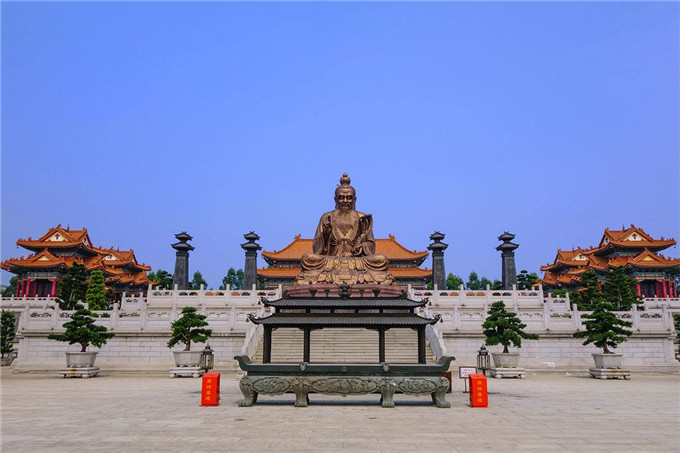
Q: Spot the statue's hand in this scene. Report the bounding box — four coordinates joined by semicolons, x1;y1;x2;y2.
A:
322;215;332;233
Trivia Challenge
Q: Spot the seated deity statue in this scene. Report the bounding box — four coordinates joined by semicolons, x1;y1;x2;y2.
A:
296;173;395;286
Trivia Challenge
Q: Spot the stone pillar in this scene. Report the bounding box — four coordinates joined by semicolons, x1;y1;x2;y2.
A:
496;232;519;290
241;232;262;289
50;279;57;297
171;232;194;290
427;231;448;290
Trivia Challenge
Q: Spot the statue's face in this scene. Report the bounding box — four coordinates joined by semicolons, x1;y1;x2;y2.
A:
335;188;356;211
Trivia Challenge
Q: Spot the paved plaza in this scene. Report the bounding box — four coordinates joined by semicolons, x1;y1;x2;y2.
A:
1;368;679;452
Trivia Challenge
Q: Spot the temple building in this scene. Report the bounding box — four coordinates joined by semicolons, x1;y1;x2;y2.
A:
1;225;151;297
541;225;680;298
258;234;431;288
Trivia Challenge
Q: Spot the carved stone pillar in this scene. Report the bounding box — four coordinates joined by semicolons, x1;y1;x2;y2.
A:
241;232;262;289
427;231;448;290
171;232;194;290
496;232;519;290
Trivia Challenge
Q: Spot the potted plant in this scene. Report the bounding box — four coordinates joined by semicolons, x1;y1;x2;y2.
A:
1;310;17;366
572;269;633;370
167;306;212;367
573;299;632;369
47;305;114;368
482;301;538;369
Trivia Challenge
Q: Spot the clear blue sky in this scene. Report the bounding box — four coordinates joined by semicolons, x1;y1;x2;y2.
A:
2;2;678;288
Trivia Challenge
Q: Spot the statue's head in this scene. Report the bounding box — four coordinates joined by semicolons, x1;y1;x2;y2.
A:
334;173;356;211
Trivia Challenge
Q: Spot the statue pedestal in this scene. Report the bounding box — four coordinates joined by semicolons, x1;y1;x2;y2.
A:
286;284;404;298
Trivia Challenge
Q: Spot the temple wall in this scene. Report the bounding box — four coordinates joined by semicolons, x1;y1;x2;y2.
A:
2;286;678;374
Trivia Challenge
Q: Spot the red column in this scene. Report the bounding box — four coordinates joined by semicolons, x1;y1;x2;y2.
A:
23;279;30;297
50;279;57;298
662;279;668;298
636;283;641;297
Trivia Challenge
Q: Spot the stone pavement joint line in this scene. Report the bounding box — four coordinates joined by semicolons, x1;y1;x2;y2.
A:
1;369;679;452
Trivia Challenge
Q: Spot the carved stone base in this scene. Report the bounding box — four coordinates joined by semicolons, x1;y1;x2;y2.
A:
489;367;526;379
58;367;100;378
588;368;630;380
169;366;204;378
238;375;450;408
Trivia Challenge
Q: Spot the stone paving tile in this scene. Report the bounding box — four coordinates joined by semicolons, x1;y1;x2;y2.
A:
1;369;679;452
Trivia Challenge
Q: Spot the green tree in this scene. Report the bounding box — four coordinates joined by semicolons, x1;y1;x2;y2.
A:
602;266;643;311
220;268;245;290
479;277;492;289
551;288;570;298
167;307;212;351
1;310;17;358
482;301;539;353
466;272;483;290
516;270;540;290
1;276;18;298
47;306;114;352
491;280;503;290
189;271;208;290
56;264;89;310
148;269;173;289
85;270;109;310
573;297;632;354
445;273;464;290
571;270;604;311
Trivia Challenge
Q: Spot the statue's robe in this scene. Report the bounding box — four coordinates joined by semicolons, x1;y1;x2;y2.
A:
297;210;394;285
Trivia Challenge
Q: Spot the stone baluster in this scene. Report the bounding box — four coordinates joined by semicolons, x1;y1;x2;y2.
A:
542;303;550;329
171;284;178;321
453;304;461;330
486;285;492;305
228;302;237;331
139;305;147;330
512;284;519;310
199;284;206;315
572;303;582;330
482;303;488;322
631;304;640;331
433;284;440;306
51;306;60;330
110;303;119;331
460;284;466;305
661;305;671;330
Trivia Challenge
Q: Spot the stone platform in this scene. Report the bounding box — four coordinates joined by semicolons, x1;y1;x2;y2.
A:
588;368;631;380
58;367;100;378
489;367;526;379
169;366;204;378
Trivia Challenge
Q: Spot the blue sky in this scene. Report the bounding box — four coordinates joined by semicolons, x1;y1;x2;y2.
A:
2;2;678;288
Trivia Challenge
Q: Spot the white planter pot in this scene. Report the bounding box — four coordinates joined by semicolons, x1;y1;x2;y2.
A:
491;352;520;368
65;351;98;368
592;353;623;369
173;350;203;367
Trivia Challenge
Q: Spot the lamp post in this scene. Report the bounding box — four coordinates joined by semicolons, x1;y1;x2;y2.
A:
477;345;490;376
200;344;214;371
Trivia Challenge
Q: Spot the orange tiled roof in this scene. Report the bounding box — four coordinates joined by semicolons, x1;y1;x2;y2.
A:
17;225;93;250
596;224;675;251
262;234;428;261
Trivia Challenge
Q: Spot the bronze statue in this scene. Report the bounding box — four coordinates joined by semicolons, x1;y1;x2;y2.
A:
296;173;394;285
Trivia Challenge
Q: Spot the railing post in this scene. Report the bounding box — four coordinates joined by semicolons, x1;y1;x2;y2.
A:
543;303;550;329
572;303;582;330
228;301;237;330
512;284;519;310
433;284;439;306
139;305;147;330
631;304;640;330
453;304;461;329
486;284;492;305
199;284;206;315
460;284;466;305
171;284;178;321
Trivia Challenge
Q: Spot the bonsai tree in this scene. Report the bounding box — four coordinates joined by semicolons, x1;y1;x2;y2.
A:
1;310;17;359
516;270;540;290
602;266;643;311
573;298;632;354
47;305;114;352
482;301;538;353
167;306;212;351
85;270;110;311
56;263;89;310
571;270;603;310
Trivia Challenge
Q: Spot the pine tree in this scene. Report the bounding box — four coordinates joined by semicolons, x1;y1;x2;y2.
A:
482;301;539;353
148;269;173;289
602;266;642;310
85;270;109;310
517;270;540;290
56;264;89;310
167;307;212;351
189;271;208;290
573;298;632;354
47;306;114;352
571;270;604;311
1;276;18;297
445;273;464;290
1;310;17;358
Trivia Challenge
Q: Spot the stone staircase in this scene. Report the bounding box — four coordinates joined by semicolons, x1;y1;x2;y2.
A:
253;328;435;364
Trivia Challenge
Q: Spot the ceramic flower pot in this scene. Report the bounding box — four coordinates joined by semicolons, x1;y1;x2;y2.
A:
173;350;203;367
592;353;623;369
491;352;520;368
65;351;98;368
